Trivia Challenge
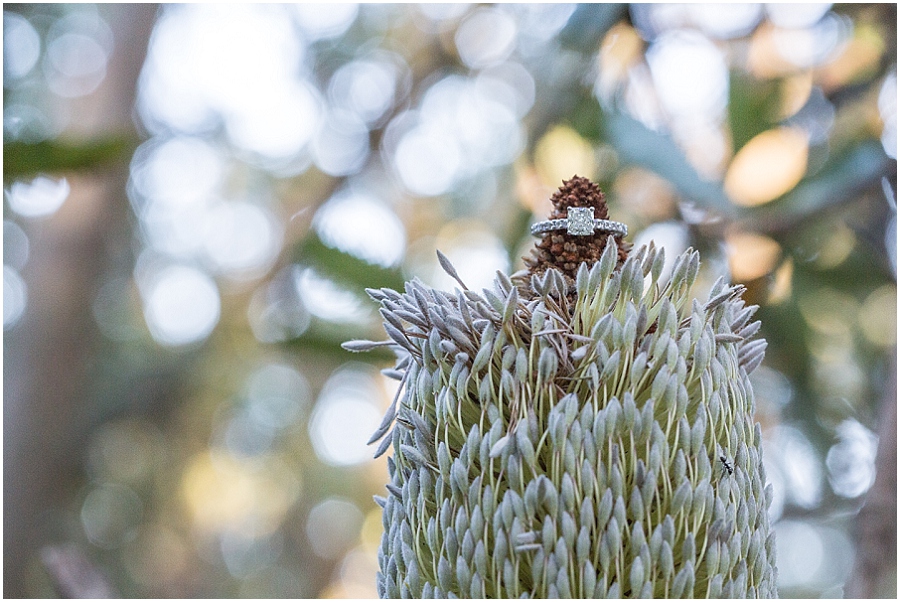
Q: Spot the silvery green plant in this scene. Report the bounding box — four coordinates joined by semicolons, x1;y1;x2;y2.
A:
345;238;777;598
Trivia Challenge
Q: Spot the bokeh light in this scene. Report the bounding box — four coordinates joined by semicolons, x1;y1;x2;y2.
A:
3;220;30;270
311;109;370;177
813;222;855;269
220;529;284;578
138;263;220;347
534;126;597;189
858;285;897;347
5;176;70;218
81;483;143;549
725;127;809;206
725;230;782;281
775;520;825;588
420;220;512;292
328;54;403;126
45;30;108;97
180;451;300;536
314;189;406;268
879;72;897;159
201;201;282;279
751;365;794;412
130;136;223;210
294;267;370;324
1;223;30;332
247;266;311;343
138;3;321;167
766;3;832;29
292;3;358;40
768;425;824;510
772;13;849;70
775;519;855;593
826;419;878;498
244;362;310;430
388;73;525;196
326;545;380;598
646;29;728;120
121;524;189;591
455;7;517;70
3;265;28;328
688;3;763;39
305;497;364;560
4;11;41;80
309;365;386;467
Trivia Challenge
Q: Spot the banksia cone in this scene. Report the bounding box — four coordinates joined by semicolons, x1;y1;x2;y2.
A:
345;176;777;598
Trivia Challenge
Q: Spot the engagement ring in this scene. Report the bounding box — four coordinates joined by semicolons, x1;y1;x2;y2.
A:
530;207;628;238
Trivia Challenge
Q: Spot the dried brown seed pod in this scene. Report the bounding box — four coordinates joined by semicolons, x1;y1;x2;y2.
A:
523;175;632;281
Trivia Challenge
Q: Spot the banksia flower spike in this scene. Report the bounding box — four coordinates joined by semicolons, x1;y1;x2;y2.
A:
345;176;777;598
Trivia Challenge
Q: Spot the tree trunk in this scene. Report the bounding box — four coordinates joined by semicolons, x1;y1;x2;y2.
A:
3;5;158;596
845;350;897;598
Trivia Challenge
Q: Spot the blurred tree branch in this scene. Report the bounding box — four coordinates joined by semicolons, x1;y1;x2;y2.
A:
4;136;140;182
293;233;406;294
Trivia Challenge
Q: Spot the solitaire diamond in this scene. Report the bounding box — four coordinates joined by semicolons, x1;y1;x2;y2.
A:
567;207;594;235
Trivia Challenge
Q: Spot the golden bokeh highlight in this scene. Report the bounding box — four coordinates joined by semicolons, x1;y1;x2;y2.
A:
768;259;794;305
514;162;554;216
681;122;732;179
319;546;379;599
360;507;384;553
815;223;856;269
724;127;809;207
747;23;803;79
858;284;897;346
597;23;644;94
725;230;782;282
798;287;860;337
779;72;814;119
818;25;885;92
180;451;300;535
612;167;677;222
533;126;596;191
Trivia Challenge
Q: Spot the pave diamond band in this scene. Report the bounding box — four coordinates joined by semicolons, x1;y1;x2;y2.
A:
530;207;628;238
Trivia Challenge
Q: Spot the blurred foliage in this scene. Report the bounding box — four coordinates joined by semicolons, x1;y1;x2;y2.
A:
600;112;736;214
293;233;406;297
729;72;781;152
558;3;627;50
4;135;138;181
4;2;896;599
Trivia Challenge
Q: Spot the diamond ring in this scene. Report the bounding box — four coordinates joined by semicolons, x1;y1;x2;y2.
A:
530;207;628;237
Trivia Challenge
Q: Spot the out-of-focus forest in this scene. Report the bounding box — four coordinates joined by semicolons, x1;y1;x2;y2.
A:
3;3;896;598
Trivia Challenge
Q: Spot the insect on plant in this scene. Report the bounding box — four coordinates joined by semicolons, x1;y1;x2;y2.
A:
719;455;734;476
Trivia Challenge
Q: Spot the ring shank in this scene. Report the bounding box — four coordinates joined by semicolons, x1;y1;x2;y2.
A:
530;218;628;237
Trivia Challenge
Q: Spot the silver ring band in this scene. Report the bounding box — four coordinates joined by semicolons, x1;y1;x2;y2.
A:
530;207;627;237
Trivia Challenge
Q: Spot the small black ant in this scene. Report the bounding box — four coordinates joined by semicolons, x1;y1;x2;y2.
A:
719;455;734;476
